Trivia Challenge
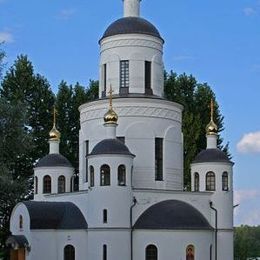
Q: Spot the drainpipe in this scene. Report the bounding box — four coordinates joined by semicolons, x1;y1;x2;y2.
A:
210;201;218;260
130;197;137;260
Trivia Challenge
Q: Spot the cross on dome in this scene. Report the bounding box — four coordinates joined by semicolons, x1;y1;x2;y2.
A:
206;99;218;135
103;85;118;124
49;106;61;141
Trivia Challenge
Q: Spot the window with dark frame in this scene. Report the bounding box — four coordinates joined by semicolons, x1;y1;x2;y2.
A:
43;175;51;194
118;165;126;186
206;172;216;191
120;60;129;89
145;244;158;260
100;165;111;186
19;215;23;230
222;172;229;191
103;64;107;94
103;245;107;260
35;176;38;194
58;175;66;193
103;209;108;223
85;140;89;183
155;138;163;181
145;61;152;90
64;245;75;260
194;172;200;191
90;166;95;187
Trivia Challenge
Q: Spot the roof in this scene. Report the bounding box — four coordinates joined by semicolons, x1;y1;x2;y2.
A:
23;201;88;230
35;153;72;168
6;235;29;249
100;17;163;42
90;139;134;156
134;200;213;230
193;148;232;164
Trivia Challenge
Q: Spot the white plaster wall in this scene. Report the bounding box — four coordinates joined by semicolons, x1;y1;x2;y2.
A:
99;34;164;97
133;230;214;260
34;166;74;201
218;230;234;260
79;97;183;191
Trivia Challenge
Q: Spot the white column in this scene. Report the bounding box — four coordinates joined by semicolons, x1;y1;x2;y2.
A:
49;140;60;154
104;123;117;139
206;134;217;149
123;0;141;17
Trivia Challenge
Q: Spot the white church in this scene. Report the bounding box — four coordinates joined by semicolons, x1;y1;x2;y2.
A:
6;0;234;259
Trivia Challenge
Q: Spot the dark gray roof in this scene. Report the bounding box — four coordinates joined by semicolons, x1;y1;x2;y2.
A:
100;17;163;42
35;153;72;168
90;139;134;156
6;235;29;249
134;200;213;230
23;201;88;230
193;148;232;164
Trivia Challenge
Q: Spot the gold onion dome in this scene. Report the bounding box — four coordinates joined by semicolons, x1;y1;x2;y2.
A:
206;99;218;135
104;85;118;124
49;107;61;140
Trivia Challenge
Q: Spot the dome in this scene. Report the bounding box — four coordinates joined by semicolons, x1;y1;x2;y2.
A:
134;200;213;230
35;154;72;168
49;125;61;141
90;139;134;156
100;17;163;42
104;108;118;124
193;148;232;164
206;119;218;135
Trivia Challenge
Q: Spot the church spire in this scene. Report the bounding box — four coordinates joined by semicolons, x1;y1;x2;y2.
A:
123;0;142;17
49;106;61;154
206;99;218;149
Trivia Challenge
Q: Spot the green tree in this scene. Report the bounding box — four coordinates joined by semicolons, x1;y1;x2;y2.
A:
164;71;226;188
0;98;32;259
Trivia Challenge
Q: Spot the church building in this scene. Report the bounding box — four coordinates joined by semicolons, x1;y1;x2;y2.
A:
7;0;234;259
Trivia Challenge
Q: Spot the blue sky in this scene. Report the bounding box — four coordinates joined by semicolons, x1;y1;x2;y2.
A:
1;0;260;226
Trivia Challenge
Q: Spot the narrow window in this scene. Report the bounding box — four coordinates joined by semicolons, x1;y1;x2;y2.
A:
222;172;229;191
145;61;152;93
206;172;215;191
103;64;107;94
194;172;199;191
64;245;75;260
100;165;110;186
103;209;108;223
43;175;51;194
186;244;195;260
118;165;126;186
85;140;89;182
117;136;125;144
58;175;66;193
103;245;107;260
19;215;23;230
120;60;129;90
155;138;163;181
35;176;38;194
146;244;158;260
90;166;95;187
210;244;213;260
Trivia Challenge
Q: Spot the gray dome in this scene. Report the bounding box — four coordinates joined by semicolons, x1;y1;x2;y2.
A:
35;154;72;168
193;148;232;164
90;139;134;156
134;200;213;230
100;17;163;42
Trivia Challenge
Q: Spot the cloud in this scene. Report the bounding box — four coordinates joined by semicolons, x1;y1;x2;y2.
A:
243;7;256;16
237;131;260;153
57;8;76;20
0;31;14;43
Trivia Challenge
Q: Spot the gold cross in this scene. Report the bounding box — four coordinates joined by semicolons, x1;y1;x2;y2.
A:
53;106;58;126
210;99;214;121
108;85;114;109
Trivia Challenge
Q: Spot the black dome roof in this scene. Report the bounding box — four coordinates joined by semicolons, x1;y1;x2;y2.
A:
193;148;232;164
36;154;72;168
134;200;213;230
90;139;134;156
101;17;163;41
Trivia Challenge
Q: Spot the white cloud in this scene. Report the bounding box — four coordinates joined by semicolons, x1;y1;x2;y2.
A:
0;31;14;43
243;7;256;16
57;8;76;20
237;131;260;153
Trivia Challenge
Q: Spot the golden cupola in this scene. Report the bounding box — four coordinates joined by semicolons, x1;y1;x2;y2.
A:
206;99;218;135
49;107;61;141
104;86;118;124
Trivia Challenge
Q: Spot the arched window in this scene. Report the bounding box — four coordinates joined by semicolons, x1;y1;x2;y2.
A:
118;165;126;186
58;175;66;193
145;244;158;260
90;166;94;187
103;209;108;223
43;175;51;194
35;176;38;194
19;215;23;230
206;172;215;191
103;244;107;260
186;244;195;260
194;172;199;191
222;172;229;191
100;165;110;186
64;245;75;260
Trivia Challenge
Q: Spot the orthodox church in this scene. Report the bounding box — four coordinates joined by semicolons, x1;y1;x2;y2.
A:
6;0;234;259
